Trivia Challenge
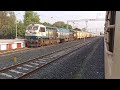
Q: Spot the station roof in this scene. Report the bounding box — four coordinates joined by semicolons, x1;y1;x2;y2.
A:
0;39;25;44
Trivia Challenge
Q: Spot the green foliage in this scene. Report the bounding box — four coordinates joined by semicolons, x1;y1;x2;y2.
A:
65;24;72;29
17;21;26;38
73;28;82;31
81;28;86;31
0;11;41;39
23;11;40;27
53;21;65;28
32;12;40;24
53;21;72;29
0;11;75;39
23;11;33;27
0;11;16;39
42;22;52;26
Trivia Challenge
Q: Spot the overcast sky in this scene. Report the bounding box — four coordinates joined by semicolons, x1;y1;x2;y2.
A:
15;11;106;34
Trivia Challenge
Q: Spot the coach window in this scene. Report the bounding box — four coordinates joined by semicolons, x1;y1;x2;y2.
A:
40;27;45;32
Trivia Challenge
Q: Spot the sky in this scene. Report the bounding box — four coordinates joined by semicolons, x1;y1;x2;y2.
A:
15;11;106;34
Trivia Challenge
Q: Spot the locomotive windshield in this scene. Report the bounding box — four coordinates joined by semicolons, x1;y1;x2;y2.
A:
26;25;39;30
33;26;39;30
27;26;33;30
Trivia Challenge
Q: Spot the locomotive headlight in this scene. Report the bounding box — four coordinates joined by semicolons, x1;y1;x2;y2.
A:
26;30;28;32
36;40;38;42
35;40;38;43
33;32;35;34
33;32;37;34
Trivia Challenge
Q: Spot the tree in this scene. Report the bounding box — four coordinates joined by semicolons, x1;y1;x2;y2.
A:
81;28;86;31
7;11;16;39
17;20;26;38
73;28;82;31
32;12;40;24
65;24;72;29
0;11;16;39
42;22;52;26
24;11;33;27
53;21;72;29
53;21;65;28
23;11;40;27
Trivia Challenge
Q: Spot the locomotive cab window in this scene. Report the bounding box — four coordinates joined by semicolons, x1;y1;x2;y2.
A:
40;27;45;32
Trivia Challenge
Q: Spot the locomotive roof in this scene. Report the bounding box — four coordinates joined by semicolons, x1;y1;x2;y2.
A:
29;24;45;27
46;26;58;29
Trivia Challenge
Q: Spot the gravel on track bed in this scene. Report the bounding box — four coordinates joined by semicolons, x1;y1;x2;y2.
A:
25;37;104;79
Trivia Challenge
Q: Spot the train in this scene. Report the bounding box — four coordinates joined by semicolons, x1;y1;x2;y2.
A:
25;24;95;47
104;11;120;79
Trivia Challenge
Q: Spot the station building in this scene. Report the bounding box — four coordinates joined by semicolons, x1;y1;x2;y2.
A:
0;39;26;51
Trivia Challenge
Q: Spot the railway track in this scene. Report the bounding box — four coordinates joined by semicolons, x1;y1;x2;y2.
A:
0;38;98;79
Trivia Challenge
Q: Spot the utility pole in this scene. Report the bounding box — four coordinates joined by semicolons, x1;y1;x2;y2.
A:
67;21;68;29
67;19;104;31
84;20;88;42
85;20;88;32
16;20;18;39
15;13;20;39
96;28;97;35
6;13;11;39
73;22;75;29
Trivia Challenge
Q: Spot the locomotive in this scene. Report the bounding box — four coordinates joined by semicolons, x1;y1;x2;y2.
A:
25;24;95;47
